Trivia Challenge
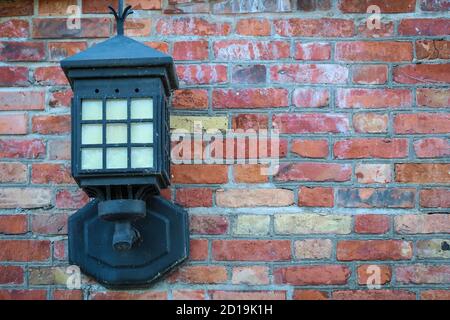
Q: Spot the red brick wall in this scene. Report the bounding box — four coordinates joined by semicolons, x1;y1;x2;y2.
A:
0;0;449;300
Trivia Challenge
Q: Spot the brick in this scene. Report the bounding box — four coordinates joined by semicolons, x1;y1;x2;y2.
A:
173;90;208;109
336;41;413;62
293;290;329;300
34;66;68;86
337;240;413;261
276;163;351;182
56;189;89;209
173;40;208;61
274;18;354;37
122;18;151;37
0;19;29;37
417;239;450;259
417;88;450;108
234;215;270;236
396;164;450;183
420;189;450;208
190;215;228;235
0;91;45;111
0;139;46;159
339;0;415;12
397;265;450;284
395;214;450;234
394;114;450;134
274;214;352;234
0;162;27;183
210;291;286;300
53;290;83;300
0;266;24;285
334;139;408;159
216;189;294;208
274;265;351;285
32;115;71;134
0;240;50;261
0;41;45;61
236;19;271;36
336;88;412;109
273;114;349;134
212;0;292;14
421;290;450;300
32;164;73;184
352;65;388;85
144;41;169;54
291;139;328;158
48;42;87;61
213;88;288;109
0;290;47;300
164;2;210;14
355;215;390;234
299;187;334;207
231;266;270;285
189;239;208;261
357;265;392;285
414;138;450;158
83;0;161;13
31;213;68;235
355;164;391;184
294;239;332;260
0;114;27;135
0;215;27;234
295;42;331;60
172;290;205;300
0;0;34;17
293;88;329;108
49;140;70;160
29;267;69;285
214;40;290;61
33;18;111;38
38;0;77;15
213;240;291;261
0;188;51;208
399;19;450;36
232;114;268;133
394;64;450;84
168;266;227;284
170;115;228;132
53;240;66;260
353;113;388;133
49;89;73;108
91;291;167;300
171;165;227;184
420;0;450;11
337;188;415;208
156;17;231;36
177;65;227;85
0;66;29;87
357;21;394;38
333;290;415;300
176;188;212;208
233;164;269;183
416;40;450;60
270;64;348;84
297;0;331;11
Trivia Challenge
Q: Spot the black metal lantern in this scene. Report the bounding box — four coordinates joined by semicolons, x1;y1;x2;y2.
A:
61;1;188;286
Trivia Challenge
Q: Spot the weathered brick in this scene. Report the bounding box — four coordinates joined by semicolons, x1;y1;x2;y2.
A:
337;240;413;261
236;19;271;36
0;114;28;135
232;114;268;131
172;290;205;300
420;189;450;208
31;213;68;235
212;0;292;14
394;64;450;84
232;65;266;84
210;291;286;300
295;42;331;60
214;40;290;61
176;188;212;207
53;290;83;300
274;18;354;37
352;65;388;85
276;163;351;182
417;88;450;108
294;239;332;260
29;266;69;285
293;88;329;108
0;162;27;183
299;187;334;207
189;239;208;261
334;139;408;159
0;215;27;234
0;290;47;300
293;290;329;300
48;42;87;61
336;41;413;62
0;188;51;209
234;215;270;236
353;113;388;133
233;164;269;183
417;239;450;259
416;40;450;60
0;41;45;61
274;214;352;234
32;164;73;184
355;164;391;184
0;240;50;261
357;265;392;285
144;41;169;54
0;19;29;37
333;290;415;300
274;265;351;285
168;266;227;284
190;215;228;235
0;0;34;17
421;290;450;300
213;88;288;109
420;0;450;11
337;188;415;208
173;89;208;109
122;18;151;37
91;291;167;300
32;115;71;134
396;265;450;284
231;266;270;285
337;88;412;109
399;19;450;36
82;0;161;13
0;66;29;87
53;240;66;260
38;0;77;15
212;240;291;261
216;189;294;208
49;89;73;108
291;139;328;159
357;21;394;38
396;164;450;183
34;66;68;86
33;18;111;38
177;65;227;85
273;114;350;134
339;0;415;12
171;165;228;184
0;266;24;285
395;214;450;234
56;189;89;209
0;91;44;111
271;64;348;84
156;17;231;36
414;138;450;158
394;114;450;134
355;215;390;234
173;40;208;61
49;139;70;160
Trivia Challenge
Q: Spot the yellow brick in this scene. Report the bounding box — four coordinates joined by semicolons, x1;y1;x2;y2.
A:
170;116;228;133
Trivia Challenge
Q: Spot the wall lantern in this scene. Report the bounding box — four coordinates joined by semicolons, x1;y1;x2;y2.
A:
60;0;189;287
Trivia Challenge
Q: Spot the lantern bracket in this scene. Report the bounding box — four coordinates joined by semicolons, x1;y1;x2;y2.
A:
108;0;134;36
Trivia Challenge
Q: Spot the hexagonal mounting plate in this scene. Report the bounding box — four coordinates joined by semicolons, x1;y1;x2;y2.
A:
68;196;189;287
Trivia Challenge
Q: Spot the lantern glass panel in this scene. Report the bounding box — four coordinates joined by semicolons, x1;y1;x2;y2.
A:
106;148;128;169
106;124;128;144
82;124;103;145
82;99;102;120
131;123;153;144
131;98;153;119
81;148;103;170
106;99;127;120
131;147;153;169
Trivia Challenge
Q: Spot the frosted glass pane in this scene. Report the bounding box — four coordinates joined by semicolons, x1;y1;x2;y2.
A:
131;98;153;120
106;124;127;144
106;148;128;169
81;148;103;170
131;147;153;168
82;100;102;120
106;99;127;120
131;123;153;143
82;124;102;145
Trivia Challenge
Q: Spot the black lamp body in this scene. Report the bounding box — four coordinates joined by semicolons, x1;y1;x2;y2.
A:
61;32;189;286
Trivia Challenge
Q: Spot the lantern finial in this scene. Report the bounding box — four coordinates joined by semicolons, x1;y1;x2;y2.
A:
108;0;134;36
